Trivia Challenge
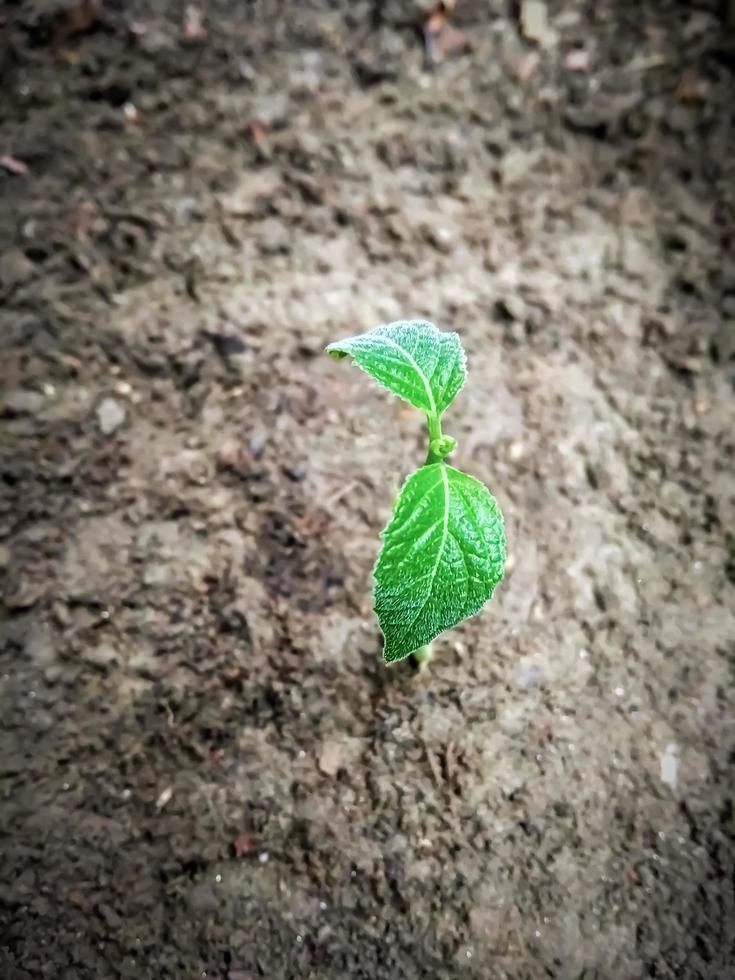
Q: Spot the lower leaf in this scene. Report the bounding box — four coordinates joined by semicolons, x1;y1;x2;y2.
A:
374;463;506;664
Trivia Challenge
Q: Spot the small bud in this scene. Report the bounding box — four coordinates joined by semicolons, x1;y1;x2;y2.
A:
429;435;457;460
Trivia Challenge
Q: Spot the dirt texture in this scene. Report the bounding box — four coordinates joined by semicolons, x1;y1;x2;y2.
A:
1;1;734;978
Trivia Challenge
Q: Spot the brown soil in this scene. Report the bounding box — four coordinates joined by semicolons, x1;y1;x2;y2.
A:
1;2;734;978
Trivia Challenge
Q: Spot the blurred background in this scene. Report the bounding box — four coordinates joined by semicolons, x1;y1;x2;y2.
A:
1;2;734;978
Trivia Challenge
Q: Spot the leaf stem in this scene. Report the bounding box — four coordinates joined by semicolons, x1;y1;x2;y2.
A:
425;414;443;464
411;643;434;671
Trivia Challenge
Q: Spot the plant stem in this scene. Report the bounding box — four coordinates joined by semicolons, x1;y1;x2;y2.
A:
411;643;434;671
425;414;443;464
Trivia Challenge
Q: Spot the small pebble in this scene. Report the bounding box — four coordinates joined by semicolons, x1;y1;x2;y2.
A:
660;744;679;789
4;389;44;415
97;397;127;435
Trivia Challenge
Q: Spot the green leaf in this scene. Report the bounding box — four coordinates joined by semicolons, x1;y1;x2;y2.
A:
326;320;466;417
374;463;506;664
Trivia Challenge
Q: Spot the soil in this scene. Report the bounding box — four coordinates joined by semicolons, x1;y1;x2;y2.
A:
1;1;734;978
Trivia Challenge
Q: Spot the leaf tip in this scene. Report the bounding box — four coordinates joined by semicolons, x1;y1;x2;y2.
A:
325;343;348;360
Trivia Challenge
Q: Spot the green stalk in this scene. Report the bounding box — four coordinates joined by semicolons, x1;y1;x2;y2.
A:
412;413;457;671
411;643;434;671
425;413;443;464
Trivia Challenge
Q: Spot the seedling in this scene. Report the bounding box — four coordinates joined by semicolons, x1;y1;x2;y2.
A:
326;320;506;665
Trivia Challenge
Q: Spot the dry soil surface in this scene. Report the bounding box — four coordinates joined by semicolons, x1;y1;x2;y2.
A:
1;2;734;978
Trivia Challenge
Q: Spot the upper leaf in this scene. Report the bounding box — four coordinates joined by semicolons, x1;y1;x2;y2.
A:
374;463;506;663
326;320;466;417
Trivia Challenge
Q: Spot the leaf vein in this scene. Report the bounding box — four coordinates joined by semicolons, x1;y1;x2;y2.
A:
375;335;437;416
397;464;449;643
